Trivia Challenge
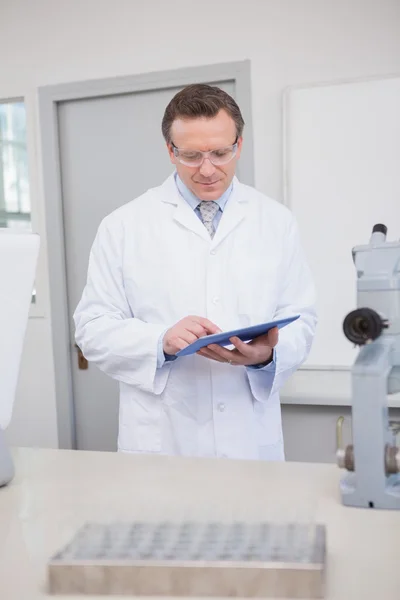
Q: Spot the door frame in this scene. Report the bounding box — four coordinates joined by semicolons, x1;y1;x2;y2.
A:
38;60;255;449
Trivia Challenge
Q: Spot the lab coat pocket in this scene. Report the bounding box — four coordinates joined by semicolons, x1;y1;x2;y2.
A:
253;395;283;449
118;386;162;453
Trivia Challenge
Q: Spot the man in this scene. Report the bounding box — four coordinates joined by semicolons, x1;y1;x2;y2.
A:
74;84;316;461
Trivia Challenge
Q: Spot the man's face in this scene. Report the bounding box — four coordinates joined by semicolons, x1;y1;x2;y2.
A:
167;109;242;201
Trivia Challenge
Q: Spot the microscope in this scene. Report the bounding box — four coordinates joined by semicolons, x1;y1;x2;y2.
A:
337;224;400;509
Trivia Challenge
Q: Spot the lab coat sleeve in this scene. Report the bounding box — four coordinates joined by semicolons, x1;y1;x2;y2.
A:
246;214;317;403
156;330;178;368
74;219;172;394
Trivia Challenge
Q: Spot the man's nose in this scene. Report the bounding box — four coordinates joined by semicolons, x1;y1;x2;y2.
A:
199;158;216;177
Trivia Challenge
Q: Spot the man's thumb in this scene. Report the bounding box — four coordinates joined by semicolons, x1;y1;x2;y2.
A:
268;326;279;347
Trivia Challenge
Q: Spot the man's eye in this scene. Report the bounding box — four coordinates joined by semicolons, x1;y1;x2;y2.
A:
181;152;201;160
213;150;230;157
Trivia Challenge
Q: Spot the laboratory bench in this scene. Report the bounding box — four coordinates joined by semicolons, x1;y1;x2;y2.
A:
0;447;399;599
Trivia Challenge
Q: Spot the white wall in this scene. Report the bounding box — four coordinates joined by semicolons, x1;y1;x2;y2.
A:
1;0;400;448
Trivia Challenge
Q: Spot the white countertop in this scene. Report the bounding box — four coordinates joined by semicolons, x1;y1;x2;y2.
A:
280;367;400;407
0;447;400;599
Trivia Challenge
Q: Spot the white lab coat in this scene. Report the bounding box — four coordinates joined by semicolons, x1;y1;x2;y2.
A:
74;174;316;460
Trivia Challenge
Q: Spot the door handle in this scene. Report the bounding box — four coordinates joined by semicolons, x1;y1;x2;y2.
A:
74;344;89;370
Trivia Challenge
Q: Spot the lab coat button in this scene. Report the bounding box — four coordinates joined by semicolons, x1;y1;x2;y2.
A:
210;250;216;255
217;403;225;412
212;297;219;304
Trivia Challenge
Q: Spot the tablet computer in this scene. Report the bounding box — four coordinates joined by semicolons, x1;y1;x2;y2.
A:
176;315;300;357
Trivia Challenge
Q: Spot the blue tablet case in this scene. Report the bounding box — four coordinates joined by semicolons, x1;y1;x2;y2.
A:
175;315;300;357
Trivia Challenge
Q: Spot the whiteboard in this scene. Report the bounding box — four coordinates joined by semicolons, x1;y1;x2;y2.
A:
284;75;400;368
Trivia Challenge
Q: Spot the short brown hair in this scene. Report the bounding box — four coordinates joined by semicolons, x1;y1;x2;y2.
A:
161;84;245;143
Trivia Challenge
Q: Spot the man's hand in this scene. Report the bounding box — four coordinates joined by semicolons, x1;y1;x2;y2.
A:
163;316;221;355
197;327;279;367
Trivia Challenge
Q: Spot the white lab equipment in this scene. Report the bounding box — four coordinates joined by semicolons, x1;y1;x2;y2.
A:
337;224;400;509
0;230;40;486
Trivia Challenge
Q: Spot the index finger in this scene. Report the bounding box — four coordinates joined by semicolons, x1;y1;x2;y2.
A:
191;317;221;335
185;322;212;339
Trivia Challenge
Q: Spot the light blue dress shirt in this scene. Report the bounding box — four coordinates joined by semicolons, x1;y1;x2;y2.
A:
175;173;233;230
157;174;275;371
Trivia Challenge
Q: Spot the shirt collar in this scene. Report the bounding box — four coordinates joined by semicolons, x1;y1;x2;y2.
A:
174;172;233;212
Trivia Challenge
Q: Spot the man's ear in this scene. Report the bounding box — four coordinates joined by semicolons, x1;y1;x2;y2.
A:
236;136;243;159
167;143;176;164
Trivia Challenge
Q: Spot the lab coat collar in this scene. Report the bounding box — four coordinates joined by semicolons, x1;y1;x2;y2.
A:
160;173;247;248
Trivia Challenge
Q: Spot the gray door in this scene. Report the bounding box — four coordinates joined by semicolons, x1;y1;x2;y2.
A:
59;80;246;451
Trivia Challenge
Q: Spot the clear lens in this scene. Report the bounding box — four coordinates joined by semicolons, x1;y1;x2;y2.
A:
178;151;203;166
